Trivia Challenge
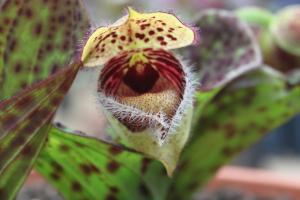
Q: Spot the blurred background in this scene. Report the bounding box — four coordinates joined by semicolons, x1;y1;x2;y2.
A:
16;0;300;199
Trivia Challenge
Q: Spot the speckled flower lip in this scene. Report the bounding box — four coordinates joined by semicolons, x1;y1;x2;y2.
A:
98;48;185;132
81;7;198;144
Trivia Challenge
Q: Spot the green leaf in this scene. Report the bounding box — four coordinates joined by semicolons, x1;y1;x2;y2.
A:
164;9;270;199
0;0;89;197
0;0;89;99
0;62;81;200
36;126;171;200
169;67;300;199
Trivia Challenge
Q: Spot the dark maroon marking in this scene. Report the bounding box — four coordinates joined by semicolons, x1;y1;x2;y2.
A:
33;65;41;74
50;95;62;107
135;33;145;40
120;35;126;41
110;186;119;193
14;63;22;73
1;114;17;129
15;95;33;109
71;181;82;192
109;146;123;155
223;122;236;138
140;23;150;30
9;39;17;51
61;41;70;51
58;15;66;24
51;161;64;172
3;17;10;25
157;36;164;41
168;28;174;32
21;145;32;156
100;54;130;79
157;27;163;32
22;122;38;134
51;64;60;74
100;49;185;95
167;34;177;40
50;172;60;180
59;144;70;152
141;158;151;174
149;30;155;35
100;56;130;95
161;41;167;46
11;136;25;147
46;44;53;52
106;160;120;173
80;163;93;175
139;183;151;197
145;50;185;92
24;8;33;18
90;164;101;173
105;194;117;200
123;62;159;94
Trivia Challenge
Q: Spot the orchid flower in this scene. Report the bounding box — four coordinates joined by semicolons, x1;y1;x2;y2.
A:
0;2;267;199
80;7;199;175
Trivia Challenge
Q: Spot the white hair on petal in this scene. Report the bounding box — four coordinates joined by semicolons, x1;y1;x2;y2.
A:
167;55;199;135
97;94;170;130
96;52;198;145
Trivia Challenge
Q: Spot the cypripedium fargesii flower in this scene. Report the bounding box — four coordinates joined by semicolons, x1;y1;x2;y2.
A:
80;7;199;175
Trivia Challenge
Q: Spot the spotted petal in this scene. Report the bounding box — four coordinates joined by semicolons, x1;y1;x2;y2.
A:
190;10;261;90
81;7;197;67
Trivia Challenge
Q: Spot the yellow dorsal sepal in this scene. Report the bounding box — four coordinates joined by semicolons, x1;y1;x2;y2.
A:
81;7;197;67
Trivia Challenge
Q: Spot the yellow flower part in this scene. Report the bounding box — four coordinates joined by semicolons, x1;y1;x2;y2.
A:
81;7;197;67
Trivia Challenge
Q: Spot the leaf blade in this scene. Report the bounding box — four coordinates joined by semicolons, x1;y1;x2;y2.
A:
0;0;89;99
36;125;171;200
0;61;81;199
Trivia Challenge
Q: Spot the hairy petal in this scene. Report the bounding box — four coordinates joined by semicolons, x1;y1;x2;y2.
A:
81;7;197;67
190;9;261;90
101;56;200;176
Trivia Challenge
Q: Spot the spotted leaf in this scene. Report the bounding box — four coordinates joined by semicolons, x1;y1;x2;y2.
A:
0;0;89;99
36;126;171;200
190;9;261;90
82;7;197;67
0;62;82;200
169;67;300;199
